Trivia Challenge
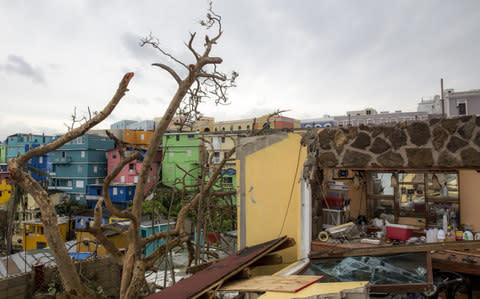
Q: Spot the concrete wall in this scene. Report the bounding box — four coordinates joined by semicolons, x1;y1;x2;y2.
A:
0;256;121;298
236;133;307;263
459;170;480;231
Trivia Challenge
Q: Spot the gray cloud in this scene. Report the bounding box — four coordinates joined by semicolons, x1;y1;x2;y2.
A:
0;55;46;84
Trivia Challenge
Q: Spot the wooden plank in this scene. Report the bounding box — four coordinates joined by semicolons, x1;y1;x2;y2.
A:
310;240;480;259
255;282;368;299
220;275;324;293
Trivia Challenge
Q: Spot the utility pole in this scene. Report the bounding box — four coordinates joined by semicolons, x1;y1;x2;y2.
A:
441;78;445;118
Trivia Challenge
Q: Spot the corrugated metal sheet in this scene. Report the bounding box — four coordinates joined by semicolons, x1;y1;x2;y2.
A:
147;236;289;299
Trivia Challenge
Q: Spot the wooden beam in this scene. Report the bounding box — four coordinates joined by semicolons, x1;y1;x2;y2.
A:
310;240;480;259
271;237;296;252
252;254;283;266
370;283;433;293
186;260;217;274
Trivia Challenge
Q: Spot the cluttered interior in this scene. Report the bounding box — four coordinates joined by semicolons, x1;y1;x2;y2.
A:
313;168;471;248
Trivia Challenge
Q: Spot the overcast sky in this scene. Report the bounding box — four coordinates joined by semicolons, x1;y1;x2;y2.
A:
1;0;479;140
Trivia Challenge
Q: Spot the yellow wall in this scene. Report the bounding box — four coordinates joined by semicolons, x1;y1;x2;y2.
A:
23;222;69;250
76;231;128;255
0;179;12;204
459;170;480;231
237;133;307;263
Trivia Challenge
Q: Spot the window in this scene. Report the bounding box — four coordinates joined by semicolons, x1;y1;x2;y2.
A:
112;152;117;159
39;156;43;164
141;134;145;140
62;151;66;158
93;166;98;173
188;134;195;141
238;126;242;130
187;149;192;157
176;135;180;141
134;176;138;183
76;180;84;188
169;151;174;157
223;177;233;184
81;151;85;158
458;102;466;115
222;127;225;131
221;137;226;143
214;128;218;132
147;176;151;183
113;187;118;195
68;180;72;187
168;167;173;173
213;152;220;164
77;165;82;174
121;176;125;183
129;164;135;173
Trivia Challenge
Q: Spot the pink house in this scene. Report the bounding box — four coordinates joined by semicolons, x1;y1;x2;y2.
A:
107;148;162;195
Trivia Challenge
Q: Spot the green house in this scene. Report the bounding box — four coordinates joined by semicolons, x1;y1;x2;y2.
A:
161;132;201;189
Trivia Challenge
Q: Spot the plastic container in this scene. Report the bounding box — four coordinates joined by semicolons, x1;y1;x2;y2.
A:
432;228;439;242
437;228;446;242
455;230;463;241
426;228;434;243
463;230;474;241
386;224;414;241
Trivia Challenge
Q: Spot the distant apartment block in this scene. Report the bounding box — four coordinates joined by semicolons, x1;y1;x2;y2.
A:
302;108;433;128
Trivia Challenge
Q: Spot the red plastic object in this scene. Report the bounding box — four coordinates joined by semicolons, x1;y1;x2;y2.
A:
207;232;221;244
386;224;414;241
323;197;344;209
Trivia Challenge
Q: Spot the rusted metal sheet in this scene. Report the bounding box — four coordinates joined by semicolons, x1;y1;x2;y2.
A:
147;236;291;299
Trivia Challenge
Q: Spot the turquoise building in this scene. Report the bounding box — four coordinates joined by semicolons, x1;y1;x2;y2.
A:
49;134;114;202
140;220;175;256
161;132;201;188
6;133;52;160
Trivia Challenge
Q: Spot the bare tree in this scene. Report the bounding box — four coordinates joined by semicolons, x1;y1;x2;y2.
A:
8;3;237;298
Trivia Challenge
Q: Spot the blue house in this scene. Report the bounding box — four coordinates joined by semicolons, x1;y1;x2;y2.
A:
74;212;110;229
140;220;175;256
6;133;52;161
85;184;136;209
25;144;51;184
49;134;114;203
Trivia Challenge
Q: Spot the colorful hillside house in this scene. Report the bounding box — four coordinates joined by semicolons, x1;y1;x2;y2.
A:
23;216;71;250
162;132;201;189
75;222;129;256
49;134;114;203
106;147;161;195
6;133;52;161
85;184;136;209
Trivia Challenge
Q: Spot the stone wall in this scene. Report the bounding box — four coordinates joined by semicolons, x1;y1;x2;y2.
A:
304;115;480;169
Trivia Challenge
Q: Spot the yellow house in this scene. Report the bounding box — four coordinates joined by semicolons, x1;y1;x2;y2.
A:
23;216;70;250
0;179;12;204
236;132;308;264
76;223;128;255
123;130;153;149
